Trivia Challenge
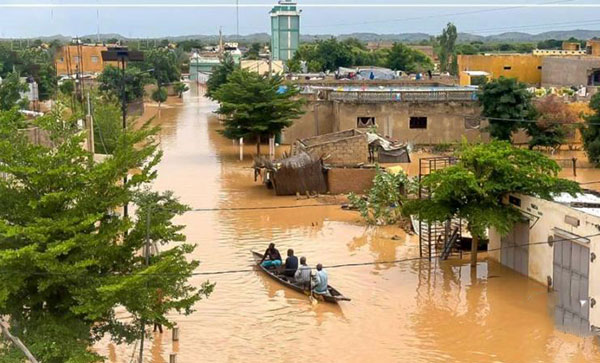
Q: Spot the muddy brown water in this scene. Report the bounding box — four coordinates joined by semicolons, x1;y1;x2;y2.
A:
99;84;600;362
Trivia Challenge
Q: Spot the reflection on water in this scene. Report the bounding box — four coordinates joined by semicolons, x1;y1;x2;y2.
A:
98;84;600;362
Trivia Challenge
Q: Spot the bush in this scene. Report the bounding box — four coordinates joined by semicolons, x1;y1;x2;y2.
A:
348;166;408;225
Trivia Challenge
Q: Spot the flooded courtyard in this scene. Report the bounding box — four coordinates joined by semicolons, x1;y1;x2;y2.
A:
101;84;600;362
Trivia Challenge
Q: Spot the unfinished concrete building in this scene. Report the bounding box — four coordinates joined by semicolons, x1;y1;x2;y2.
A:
283;85;484;145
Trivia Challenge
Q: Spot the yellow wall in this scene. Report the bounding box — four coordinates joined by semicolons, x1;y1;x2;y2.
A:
240;60;284;75
457;54;542;85
55;45;118;76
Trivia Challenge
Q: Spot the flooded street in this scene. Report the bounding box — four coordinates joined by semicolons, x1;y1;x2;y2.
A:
103;84;600;362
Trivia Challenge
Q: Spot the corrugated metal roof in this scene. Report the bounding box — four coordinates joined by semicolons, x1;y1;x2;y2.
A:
554;192;600;217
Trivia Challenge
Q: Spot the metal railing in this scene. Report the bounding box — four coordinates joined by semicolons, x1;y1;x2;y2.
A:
329;90;478;103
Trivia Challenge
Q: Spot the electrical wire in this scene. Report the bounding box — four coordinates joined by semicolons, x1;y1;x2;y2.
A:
0;232;597;277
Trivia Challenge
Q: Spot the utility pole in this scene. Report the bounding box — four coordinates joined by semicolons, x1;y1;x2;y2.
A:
120;56;128;218
139;205;151;363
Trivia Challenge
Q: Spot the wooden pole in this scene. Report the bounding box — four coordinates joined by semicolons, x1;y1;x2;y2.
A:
170;353;177;363
471;234;478;268
172;326;179;341
0;319;39;363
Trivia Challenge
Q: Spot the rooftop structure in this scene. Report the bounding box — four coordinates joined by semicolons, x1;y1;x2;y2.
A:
270;0;300;61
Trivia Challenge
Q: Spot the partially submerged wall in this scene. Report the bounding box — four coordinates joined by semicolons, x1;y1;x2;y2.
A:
327;168;376;194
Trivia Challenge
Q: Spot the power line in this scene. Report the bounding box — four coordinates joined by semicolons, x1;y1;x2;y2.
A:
0;232;598;277
190;203;342;212
301;0;575;30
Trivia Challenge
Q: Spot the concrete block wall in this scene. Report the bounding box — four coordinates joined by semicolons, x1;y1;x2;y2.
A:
327;168;376;194
302;134;369;166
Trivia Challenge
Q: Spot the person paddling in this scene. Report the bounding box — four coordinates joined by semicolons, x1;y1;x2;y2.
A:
259;243;282;269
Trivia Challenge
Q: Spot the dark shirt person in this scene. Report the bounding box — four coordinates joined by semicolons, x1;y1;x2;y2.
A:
260;243;282;268
284;249;298;277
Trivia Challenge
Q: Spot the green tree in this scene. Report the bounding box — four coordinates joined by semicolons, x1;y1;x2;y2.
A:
438;23;458;74
0;108;213;362
205;53;236;100
139;48;181;86
404;141;580;268
151;86;168;108
314;38;354;71
581;93;600;165
92;97;122;155
527;95;578;150
98;65;149;103
0;72;28;111
245;42;262;60
479;76;535;141
59;79;75;96
213;68;305;155
348;167;408;225
286;58;302;73
16;48;58;101
387;43;433;73
173;82;189;98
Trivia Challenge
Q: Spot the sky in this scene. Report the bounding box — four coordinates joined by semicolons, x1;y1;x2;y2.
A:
1;0;600;38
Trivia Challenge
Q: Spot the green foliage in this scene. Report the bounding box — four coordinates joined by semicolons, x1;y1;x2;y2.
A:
438;23;457;74
479;76;535;141
0;106;213;362
92;97;122;155
0;72;29;111
527;95;578;150
59;79;75;96
348;167;408;225
245;42;262;60
387;43;433;73
138;48;181;86
98;65;150;103
213;68;305;142
581;93;600;165
16;48;58;101
286;58;302;73
177;39;203;52
205;53;236;100
151;87;168;106
173;82;189;98
403;141;580;238
457;42;535;55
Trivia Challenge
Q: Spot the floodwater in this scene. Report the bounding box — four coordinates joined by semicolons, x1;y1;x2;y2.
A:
100;83;600;362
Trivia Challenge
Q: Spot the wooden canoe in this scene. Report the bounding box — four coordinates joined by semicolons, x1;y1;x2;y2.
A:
251;251;351;304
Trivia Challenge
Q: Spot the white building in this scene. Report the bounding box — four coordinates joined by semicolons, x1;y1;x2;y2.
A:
489;192;600;336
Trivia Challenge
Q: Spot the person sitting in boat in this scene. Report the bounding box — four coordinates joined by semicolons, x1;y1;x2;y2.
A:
312;263;328;295
260;243;282;269
294;256;311;289
283;249;298;277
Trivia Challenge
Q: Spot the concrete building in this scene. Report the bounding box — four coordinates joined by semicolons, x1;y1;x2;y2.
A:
457;54;543;85
541;56;600;87
489;192;600;336
282;85;483;145
241;59;285;75
270;0;300;61
55;44;118;76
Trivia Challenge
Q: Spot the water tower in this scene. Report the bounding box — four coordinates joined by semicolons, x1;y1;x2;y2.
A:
270;0;301;61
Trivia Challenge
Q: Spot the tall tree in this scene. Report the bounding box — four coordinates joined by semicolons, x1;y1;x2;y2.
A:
139;48;181;86
404;141;580;268
581;93;600;165
213;68;305;155
314;38;354;71
205;53;236;100
0;72;29;111
387;43;433;73
527;95;578;150
479;76;535;141
438;23;458;74
98;65;150;103
0;108;213;362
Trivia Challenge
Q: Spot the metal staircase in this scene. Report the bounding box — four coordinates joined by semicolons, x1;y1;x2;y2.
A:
417;156;462;260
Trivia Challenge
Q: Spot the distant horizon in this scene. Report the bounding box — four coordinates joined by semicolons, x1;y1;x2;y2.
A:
1;1;600;38
2;29;600;42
